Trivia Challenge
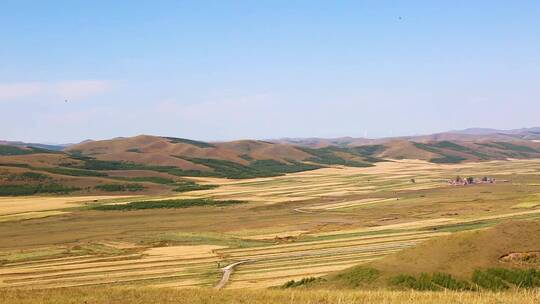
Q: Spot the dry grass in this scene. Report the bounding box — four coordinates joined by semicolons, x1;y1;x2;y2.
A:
1;287;539;304
1;159;540;289
0;195;136;216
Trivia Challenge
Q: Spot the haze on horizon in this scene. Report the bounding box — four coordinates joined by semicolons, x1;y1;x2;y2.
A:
1;1;539;143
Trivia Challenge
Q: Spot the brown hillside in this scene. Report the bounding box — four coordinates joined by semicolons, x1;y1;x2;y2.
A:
378;140;437;160
368;221;540;278
68;135;314;168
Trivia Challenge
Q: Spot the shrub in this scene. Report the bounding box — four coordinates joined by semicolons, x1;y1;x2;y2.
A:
431;272;474;290
126;148;143;153
6;172;50;182
299;147;373;167
485;268;540;288
173;182;218;192
164;137;215;148
281;277;323;288
332;266;379;287
94;184;145;192
116;176;176;184
390;274;440;291
472;269;509;291
40;167;108;177
92;199;245;211
0;184;80;196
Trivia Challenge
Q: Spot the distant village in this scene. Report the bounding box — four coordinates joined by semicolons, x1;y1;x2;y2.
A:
448;176;497;186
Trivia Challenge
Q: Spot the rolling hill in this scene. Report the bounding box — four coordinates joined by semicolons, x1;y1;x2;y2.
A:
1;129;540;196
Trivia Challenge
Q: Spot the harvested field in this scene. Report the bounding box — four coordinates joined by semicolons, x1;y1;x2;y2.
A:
1;159;540;289
0;196;136;216
0;245;223;289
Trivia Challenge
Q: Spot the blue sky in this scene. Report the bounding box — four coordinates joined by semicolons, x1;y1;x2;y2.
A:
1;1;539;143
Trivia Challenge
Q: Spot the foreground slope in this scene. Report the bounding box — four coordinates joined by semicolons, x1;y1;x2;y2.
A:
308;221;540;290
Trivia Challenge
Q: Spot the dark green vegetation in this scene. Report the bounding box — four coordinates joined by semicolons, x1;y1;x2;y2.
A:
430;272;474;291
390;268;540;291
472;268;540;290
182;157;322;179
125;148;143;153
4;172;50;182
92;198;245;211
173;181;218;192
412;140;540;163
0;184;80;196
476;142;539;157
282;277;324;288
328;266;380;288
114;176;176;184
164;137;215;148
94;184;145;192
389;272;474;291
299;146;379;167
0;171;81;196
0;145;59;156
40;167;108;177
413;142;480;163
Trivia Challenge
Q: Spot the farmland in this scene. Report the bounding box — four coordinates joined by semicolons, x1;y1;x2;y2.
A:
1;159;540;291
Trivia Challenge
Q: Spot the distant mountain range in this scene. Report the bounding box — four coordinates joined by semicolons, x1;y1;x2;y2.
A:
270;127;540;148
0;127;538;173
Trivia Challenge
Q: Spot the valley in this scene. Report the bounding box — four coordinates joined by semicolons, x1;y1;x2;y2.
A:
1;156;539;292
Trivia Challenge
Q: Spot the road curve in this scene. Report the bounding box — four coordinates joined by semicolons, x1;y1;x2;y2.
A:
214;260;251;289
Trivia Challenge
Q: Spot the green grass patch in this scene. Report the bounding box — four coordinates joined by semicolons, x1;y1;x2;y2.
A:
94;184;145;192
92;198;245;211
5;172;50;182
472;269;509;291
330;266;379;288
484;268;540;288
282;277;324;288
173;181;218;192
0;184;81;196
115;176;176;184
299;147;374;167
39;167;108;177
390;273;441;291
431;272;475;290
492;142;538;153
0;145;59;156
184;157;322;179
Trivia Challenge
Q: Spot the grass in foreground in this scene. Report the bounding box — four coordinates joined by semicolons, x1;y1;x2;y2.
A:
0;287;539;304
92;198;245;210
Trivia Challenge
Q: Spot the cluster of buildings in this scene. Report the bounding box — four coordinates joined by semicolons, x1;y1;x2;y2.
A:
448;176;496;186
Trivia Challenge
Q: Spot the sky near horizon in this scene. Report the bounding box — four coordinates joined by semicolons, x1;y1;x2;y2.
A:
1;1;539;143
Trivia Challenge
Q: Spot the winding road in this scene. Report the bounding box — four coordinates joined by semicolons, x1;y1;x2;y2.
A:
214;260;252;289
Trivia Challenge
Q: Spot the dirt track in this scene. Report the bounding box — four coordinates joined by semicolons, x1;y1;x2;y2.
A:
215;260;251;289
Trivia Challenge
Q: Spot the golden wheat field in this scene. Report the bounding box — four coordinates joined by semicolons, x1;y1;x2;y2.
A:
1;159;540;294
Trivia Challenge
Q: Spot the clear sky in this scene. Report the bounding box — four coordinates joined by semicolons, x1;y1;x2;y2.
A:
1;1;539;143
